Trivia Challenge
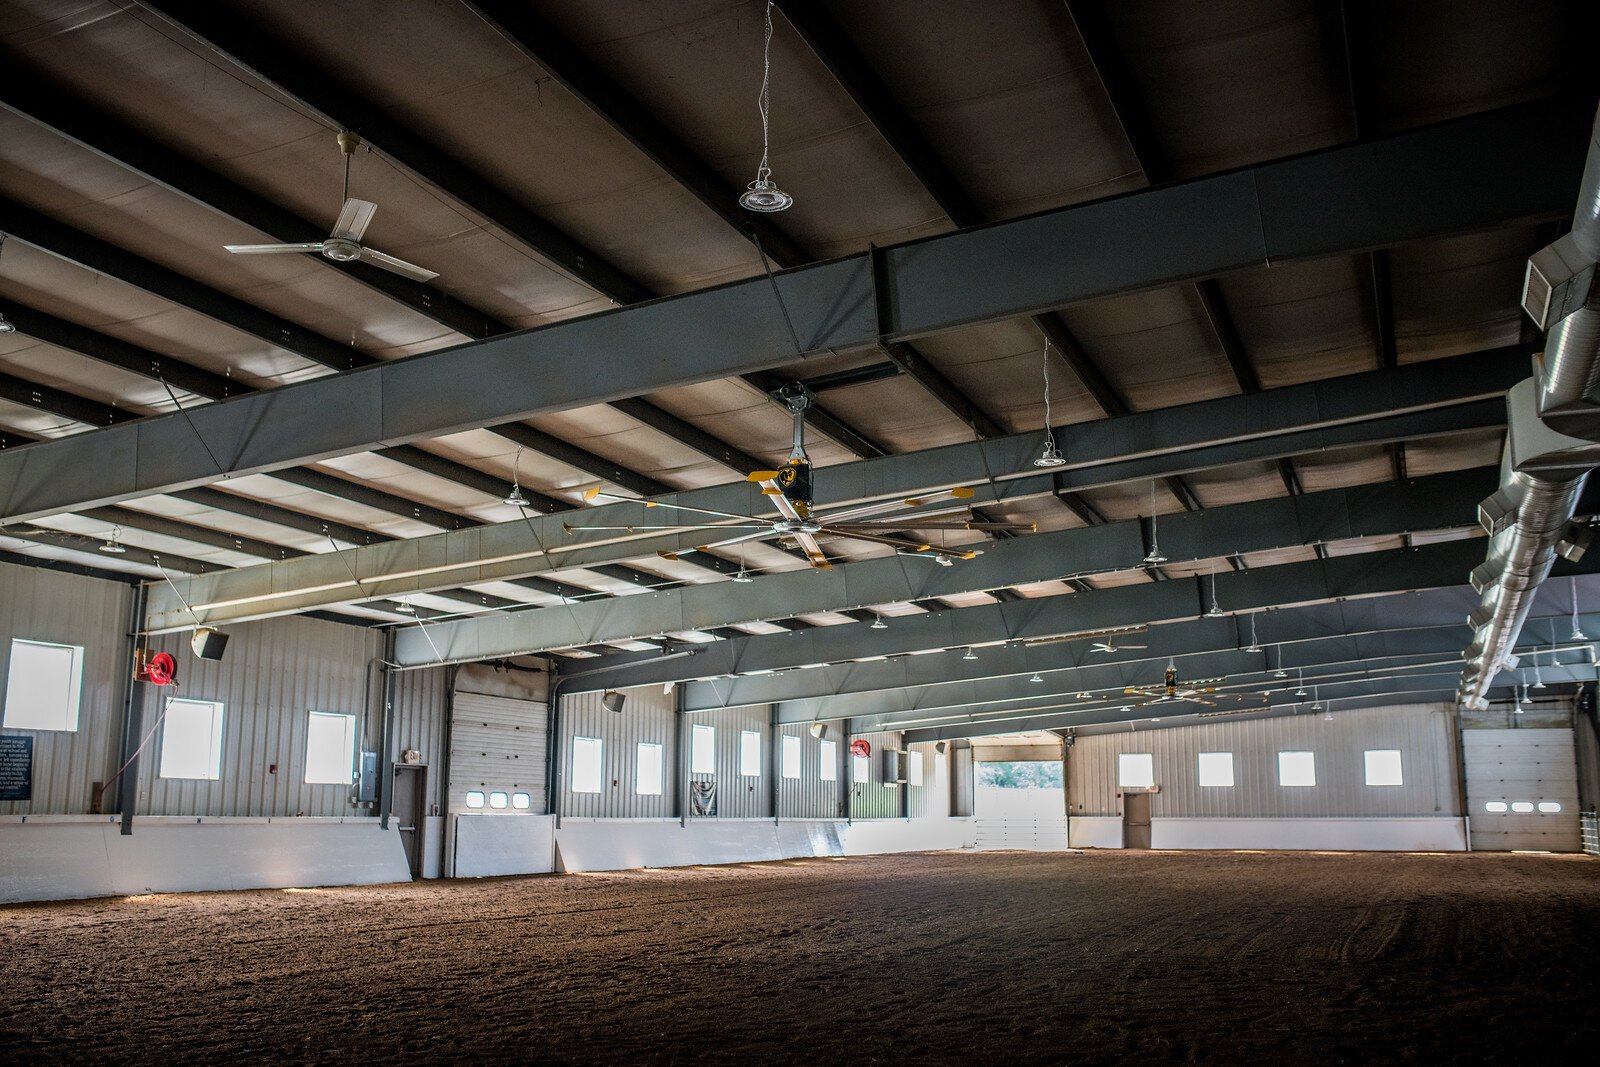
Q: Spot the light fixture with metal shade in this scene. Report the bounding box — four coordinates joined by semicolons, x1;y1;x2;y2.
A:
0;312;14;334
1242;613;1263;654
869;615;888;631
1142;481;1166;565
98;526;127;554
1570;577;1587;641
1203;570;1226;618
1029;673;1043;683
740;2;793;213
1031;338;1068;468
962;647;978;661
1294;667;1308;699
502;446;531;508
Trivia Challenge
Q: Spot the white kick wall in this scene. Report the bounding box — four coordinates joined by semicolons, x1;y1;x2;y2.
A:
1066;702;1467;851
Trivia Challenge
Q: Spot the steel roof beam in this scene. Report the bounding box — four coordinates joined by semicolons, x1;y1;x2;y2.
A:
384;471;1493;665
0;99;1583;523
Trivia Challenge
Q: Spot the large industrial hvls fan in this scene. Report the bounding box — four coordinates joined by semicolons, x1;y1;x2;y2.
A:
224;132;438;282
562;385;1036;569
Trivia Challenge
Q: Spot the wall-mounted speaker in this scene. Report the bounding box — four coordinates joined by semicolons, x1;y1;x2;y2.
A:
190;627;229;661
808;722;827;739
601;691;626;713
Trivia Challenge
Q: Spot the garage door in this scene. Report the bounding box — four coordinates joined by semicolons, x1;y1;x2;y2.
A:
1462;728;1580;851
449;692;548;815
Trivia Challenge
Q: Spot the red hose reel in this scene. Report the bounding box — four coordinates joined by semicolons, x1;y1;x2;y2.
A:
134;649;178;687
849;739;871;758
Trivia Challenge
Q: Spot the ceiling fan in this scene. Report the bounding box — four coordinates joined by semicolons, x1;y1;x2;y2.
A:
1091;635;1148;653
1123;661;1238;709
562;384;1035;569
224;132;438;282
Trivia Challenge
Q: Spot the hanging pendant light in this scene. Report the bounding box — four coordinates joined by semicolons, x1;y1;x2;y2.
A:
1029;672;1043;683
740;2;793;212
1032;338;1067;468
1242;613;1263;654
98;525;127;554
730;544;755;583
1203;570;1226;618
1142;481;1166;565
1294;667;1308;699
869;615;887;630
1273;644;1289;678
1570;577;1587;641
502;446;530;508
1532;650;1546;689
1321;692;1333;722
962;647;978;661
0;238;14;333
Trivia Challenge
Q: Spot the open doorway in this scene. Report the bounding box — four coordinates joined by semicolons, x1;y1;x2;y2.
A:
973;735;1068;849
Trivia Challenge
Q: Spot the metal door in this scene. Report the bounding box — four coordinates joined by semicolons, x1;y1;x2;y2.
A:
1463;728;1580;851
1123;792;1151;849
391;764;426;878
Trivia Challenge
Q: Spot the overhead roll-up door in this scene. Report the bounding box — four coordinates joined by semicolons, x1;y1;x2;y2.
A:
449;692;548;815
1463;729;1580;851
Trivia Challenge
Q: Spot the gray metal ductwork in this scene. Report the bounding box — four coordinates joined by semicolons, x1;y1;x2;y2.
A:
1459;103;1600;709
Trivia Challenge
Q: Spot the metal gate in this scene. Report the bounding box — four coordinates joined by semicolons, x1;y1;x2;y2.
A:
1462;728;1580;851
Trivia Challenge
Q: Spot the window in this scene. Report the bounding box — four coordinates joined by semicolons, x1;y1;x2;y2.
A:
1484;801;1509;813
636;742;664;796
782;734;801;779
1511;801;1535;813
158;698;225;780
820;739;838;781
740;729;761;777
511;792;531;810
852;753;870;783
1538;801;1562;813
3;638;84;732
1278;751;1316;787
1197;751;1234;788
304;711;356;785
691;724;716;774
465;791;485;809
572;736;603;793
908;750;924;787
1118;752;1154;789
1364;749;1403;786
488;791;508;809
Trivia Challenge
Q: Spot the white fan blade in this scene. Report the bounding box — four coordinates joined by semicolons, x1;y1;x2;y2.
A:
332;198;378;241
358;247;438;282
225;242;325;255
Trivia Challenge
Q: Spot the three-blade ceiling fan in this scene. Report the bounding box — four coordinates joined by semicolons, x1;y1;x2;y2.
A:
224;132;438;282
562;385;1035;569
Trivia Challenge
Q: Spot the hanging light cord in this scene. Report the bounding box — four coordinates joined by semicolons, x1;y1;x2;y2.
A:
752;0;776;190
1041;339;1060;455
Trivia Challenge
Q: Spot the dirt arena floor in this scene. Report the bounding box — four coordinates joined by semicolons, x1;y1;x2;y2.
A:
2;850;1597;1064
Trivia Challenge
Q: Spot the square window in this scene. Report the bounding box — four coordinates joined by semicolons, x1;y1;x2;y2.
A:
908;750;924;787
1278;751;1316;787
691;724;715;774
572;736;603;793
1364;749;1403;786
488;791;508;809
304;711;356;785
1118;752;1154;789
782;734;801;779
465;791;486;809
819;739;838;781
852;753;870;784
740;729;761;777
635;742;663;796
1197;751;1234;788
158;698;225;780
511;792;531;810
3;638;84;732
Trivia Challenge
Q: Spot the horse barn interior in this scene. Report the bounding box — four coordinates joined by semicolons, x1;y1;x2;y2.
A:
2;0;1600;1060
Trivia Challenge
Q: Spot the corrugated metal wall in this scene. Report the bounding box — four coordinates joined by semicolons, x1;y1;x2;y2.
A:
1066;703;1460;819
687;705;773;818
848;729;909;819
390;666;448;815
560;684;678;818
952;744;975;816
774;720;847;818
138;615;384;818
0;562;133;816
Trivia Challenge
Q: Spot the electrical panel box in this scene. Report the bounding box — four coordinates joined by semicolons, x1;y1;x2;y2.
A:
882;748;908;787
356;751;379;803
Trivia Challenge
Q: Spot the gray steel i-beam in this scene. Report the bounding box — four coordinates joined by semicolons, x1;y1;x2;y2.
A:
0;98;1582;525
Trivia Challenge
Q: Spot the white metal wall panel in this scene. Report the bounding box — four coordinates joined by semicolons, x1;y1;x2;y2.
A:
1462;728;1580;851
775;720;847;818
559;684;676;818
138;615;383;818
687;705;772;818
389;666;448;814
0;562;133;816
906;740;952;818
953;745;975;816
848;730;908;819
1066;703;1460;820
448;692;547;815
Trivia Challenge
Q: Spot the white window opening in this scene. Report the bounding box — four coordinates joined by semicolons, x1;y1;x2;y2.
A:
1538;801;1562;813
1364;749;1404;786
1511;801;1535;813
304;711;356;785
1197;751;1234;788
691;724;716;775
572;736;603;793
852;753;870;784
488;791;508;809
1484;801;1509;813
636;742;664;796
158;698;225;781
465;791;485;809
2;638;85;732
1278;751;1316;787
511;792;531;810
782;734;801;779
740;729;761;777
820;739;838;781
908;750;924;787
1118;752;1154;789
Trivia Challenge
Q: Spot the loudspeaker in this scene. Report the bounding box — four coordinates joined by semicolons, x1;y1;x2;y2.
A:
808;722;827;739
190;627;229;661
601;691;626;713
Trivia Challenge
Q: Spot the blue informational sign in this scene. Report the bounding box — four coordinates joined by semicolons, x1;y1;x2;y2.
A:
0;735;32;801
